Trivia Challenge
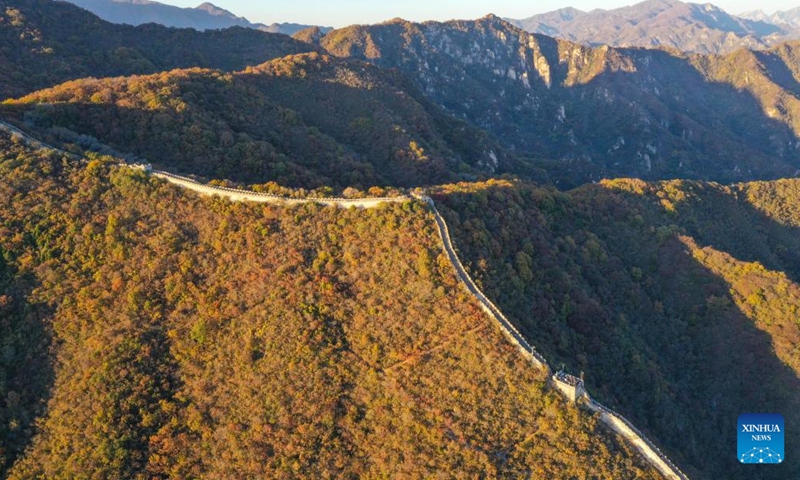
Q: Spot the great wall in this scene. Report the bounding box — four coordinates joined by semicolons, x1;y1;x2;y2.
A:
150;170;411;209
422;193;689;480
0;120;689;480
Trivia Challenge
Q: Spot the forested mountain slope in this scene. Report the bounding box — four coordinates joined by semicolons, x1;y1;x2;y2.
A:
2;52;516;188
2;2;799;478
6;2;800;188
320;15;800;186
434;177;800;479
0;130;661;478
0;0;315;99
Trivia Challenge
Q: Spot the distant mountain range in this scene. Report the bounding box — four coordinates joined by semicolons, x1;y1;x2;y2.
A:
64;0;331;35
740;7;800;29
507;0;799;54
65;0;800;54
0;0;317;99
7;0;800;187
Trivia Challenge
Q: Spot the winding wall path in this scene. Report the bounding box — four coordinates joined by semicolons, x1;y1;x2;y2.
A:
0;120;407;208
151;171;410;208
413;194;550;370
0;120;79;159
0;119;688;480
418;195;688;480
587;399;688;480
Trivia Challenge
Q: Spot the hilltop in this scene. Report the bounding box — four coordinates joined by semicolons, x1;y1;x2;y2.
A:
2;52;517;189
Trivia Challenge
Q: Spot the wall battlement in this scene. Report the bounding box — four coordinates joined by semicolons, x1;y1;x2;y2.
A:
552;371;587;403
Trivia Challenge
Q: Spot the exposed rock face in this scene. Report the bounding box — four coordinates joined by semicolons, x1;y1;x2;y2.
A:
320;15;800;186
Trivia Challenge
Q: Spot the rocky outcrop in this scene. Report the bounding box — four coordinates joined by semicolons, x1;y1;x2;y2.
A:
319;16;800;186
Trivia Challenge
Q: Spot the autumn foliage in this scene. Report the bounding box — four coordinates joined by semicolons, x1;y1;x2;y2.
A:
434;177;800;480
0;134;658;478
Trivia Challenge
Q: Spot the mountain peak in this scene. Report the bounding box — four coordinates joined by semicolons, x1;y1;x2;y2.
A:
292;26;324;45
740;6;800;29
641;0;684;7
551;7;586;20
740;9;767;19
477;13;517;29
195;2;234;16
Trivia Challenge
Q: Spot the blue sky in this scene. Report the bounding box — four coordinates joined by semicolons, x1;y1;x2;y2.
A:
160;1;800;27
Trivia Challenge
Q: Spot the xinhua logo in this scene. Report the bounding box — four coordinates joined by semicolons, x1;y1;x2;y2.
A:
738;414;784;464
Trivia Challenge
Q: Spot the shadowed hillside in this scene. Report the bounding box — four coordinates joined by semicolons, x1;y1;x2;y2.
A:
2;52;523;189
320;16;800;186
433;178;800;479
0;0;316;99
5;2;800;188
2;1;800;478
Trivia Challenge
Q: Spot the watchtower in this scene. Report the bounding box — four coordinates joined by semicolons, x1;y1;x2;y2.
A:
552;369;587;403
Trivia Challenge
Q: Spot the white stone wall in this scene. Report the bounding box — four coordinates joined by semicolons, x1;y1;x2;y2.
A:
587;400;689;480
418;193;550;370
422;193;688;480
152;171;410;209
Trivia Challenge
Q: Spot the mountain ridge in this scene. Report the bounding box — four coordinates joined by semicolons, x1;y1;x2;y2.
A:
6;3;800;187
507;0;798;54
319;14;800;186
740;6;800;29
3;2;800;479
0;0;318;99
63;0;333;34
1;52;517;189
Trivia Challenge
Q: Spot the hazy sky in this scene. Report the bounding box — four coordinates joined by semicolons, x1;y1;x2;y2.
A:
159;1;800;27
